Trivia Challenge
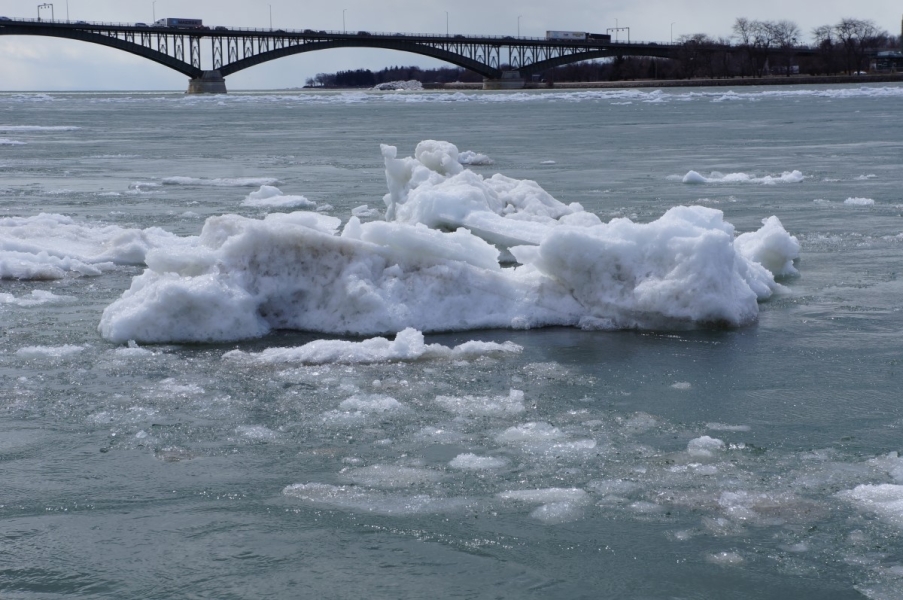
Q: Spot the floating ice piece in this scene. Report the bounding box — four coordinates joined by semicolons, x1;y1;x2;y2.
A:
283;483;469;515
868;452;903;483
242;185;314;208
681;170;804;184
0;138;25;145
844;197;875;206
458;150;494;166
735;216;800;277
321;394;407;426
0;125;80;131
707;552;744;565
838;484;903;528
707;423;751;432
0;213;188;280
0;290;75;306
224;328;522;365
687;435;725;457
112;345;156;358
235;425;278;440
498;487;590;523
351;205;381;218
340;464;443;488
449;454;507;470
497;488;589;504
16;344;85;358
436;389;526;416
99;142;801;343
496;422;566;444
163;176;279;187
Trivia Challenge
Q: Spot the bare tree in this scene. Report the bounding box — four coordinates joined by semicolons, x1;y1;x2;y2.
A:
763;20;801;75
811;25;840;74
732;18;783;76
834;18;887;74
676;34;717;79
732;17;754;76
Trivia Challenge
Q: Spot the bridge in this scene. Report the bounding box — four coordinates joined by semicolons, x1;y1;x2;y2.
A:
0;18;818;93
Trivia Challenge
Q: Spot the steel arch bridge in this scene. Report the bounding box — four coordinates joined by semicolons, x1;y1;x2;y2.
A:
0;18;682;92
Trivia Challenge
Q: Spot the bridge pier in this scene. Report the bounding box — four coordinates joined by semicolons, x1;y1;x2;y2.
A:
483;71;526;90
187;70;227;94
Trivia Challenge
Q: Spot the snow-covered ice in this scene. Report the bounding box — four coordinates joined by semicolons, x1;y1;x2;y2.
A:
163;176;279;187
0;290;75;306
0;213;187;280
98;140;800;343
680;170;805;185
458;150;494;166
223;328;522;365
241;185;315;209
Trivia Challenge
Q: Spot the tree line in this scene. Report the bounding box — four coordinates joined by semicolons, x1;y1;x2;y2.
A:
305;65;482;88
305;17;901;87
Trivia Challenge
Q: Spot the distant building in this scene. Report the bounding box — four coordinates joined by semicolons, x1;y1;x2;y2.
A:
873;51;903;73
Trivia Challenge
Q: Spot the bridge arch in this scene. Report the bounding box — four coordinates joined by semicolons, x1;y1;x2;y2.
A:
219;38;502;79
518;47;676;77
0;25;203;78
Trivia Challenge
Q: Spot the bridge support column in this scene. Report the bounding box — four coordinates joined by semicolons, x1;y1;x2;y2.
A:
483;70;525;90
187;70;227;94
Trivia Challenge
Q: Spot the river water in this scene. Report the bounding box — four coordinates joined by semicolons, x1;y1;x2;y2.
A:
1;85;902;599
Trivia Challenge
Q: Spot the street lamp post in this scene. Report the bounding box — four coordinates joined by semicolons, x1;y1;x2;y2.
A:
342;8;346;33
671;22;675;44
445;11;448;36
152;1;156;23
65;0;68;21
517;15;521;37
269;4;272;29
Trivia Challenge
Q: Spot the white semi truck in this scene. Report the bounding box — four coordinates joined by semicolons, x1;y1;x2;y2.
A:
154;18;204;29
546;31;612;42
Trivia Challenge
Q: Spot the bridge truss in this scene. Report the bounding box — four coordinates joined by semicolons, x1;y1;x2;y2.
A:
0;19;683;92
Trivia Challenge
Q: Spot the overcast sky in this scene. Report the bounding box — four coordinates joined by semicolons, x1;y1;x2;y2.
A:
0;0;900;90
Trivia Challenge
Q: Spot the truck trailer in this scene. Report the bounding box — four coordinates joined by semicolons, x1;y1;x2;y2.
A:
546;30;586;41
154;18;204;29
545;31;612;42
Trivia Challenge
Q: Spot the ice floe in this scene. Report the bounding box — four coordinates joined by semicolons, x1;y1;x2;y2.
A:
680;170;805;184
241;185;315;208
98;140;800;343
223;328;522;365
163;176;279;187
0;213;188;280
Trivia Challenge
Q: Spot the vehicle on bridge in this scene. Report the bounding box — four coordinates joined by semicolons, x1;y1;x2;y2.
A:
546;30;586;41
154;18;204;29
587;32;611;42
546;30;612;43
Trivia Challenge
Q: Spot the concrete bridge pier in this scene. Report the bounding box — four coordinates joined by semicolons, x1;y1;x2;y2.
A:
483;70;525;90
187;70;227;94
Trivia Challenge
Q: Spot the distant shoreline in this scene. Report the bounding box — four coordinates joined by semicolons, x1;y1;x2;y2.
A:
429;73;903;90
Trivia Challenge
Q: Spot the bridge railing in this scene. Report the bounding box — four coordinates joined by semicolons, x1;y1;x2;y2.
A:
0;17;676;43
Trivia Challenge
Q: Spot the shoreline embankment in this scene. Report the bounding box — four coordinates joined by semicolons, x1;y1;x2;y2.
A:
430;74;903;90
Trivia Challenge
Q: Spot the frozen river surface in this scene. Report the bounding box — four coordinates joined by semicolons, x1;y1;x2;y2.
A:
1;85;903;599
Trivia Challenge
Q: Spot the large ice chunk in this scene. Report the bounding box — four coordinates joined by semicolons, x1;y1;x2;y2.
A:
99;142;800;343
